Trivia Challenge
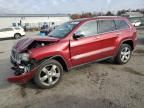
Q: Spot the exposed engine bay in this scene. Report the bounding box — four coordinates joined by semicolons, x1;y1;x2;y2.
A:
27;41;51;49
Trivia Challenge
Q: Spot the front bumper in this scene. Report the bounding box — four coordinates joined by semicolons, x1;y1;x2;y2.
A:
8;56;37;84
8;67;37;84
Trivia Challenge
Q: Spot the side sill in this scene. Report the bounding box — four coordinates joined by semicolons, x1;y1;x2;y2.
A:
69;56;113;71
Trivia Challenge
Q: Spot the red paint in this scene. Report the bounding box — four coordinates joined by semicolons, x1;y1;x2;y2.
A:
8;16;137;84
8;68;37;84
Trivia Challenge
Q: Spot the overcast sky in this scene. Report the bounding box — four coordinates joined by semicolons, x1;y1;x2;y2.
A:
0;0;143;14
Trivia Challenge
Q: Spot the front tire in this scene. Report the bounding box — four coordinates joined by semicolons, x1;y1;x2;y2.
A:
34;59;63;89
114;44;132;64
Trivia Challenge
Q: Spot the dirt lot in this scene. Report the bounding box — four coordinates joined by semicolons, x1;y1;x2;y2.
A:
0;30;144;108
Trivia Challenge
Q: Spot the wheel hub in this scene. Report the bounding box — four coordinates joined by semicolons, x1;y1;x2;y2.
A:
120;47;131;63
39;64;60;86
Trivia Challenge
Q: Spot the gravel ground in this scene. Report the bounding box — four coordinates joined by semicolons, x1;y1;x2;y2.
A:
0;30;144;108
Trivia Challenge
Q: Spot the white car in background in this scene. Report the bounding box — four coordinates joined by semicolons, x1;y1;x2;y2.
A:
0;27;25;39
132;20;141;27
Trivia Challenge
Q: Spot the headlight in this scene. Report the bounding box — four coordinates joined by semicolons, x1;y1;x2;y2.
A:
21;53;29;61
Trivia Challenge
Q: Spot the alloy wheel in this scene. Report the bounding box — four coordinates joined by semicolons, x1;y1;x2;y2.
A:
120;47;131;63
39;64;61;86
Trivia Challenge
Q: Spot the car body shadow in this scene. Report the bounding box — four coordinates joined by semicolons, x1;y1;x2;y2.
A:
0;37;14;41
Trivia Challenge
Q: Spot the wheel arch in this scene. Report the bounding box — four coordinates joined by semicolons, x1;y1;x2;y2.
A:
35;55;69;72
114;39;134;57
122;40;134;51
14;33;21;39
14;33;21;36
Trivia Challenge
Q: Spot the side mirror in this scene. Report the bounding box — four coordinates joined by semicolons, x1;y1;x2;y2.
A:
73;31;85;39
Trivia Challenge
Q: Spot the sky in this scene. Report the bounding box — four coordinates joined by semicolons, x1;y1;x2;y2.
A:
0;0;143;14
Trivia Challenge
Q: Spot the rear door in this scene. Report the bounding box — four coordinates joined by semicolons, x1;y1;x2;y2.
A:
70;20;104;66
114;19;131;39
97;19;118;57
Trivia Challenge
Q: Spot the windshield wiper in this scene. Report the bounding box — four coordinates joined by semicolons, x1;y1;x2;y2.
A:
48;35;54;37
48;35;59;38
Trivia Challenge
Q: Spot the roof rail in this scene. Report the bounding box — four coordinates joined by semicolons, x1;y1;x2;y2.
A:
97;16;120;18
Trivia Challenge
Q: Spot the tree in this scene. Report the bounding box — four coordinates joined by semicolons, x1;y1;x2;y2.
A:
96;12;104;16
105;11;114;16
81;12;93;18
116;9;128;16
71;14;81;19
140;9;144;14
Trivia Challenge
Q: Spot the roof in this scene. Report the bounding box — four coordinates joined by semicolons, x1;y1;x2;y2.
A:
72;16;126;22
0;14;69;17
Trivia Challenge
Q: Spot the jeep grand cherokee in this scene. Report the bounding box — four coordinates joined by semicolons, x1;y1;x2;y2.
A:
9;16;137;88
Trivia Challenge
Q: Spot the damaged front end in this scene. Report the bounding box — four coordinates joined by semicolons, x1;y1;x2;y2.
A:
8;48;39;84
8;53;37;83
8;66;37;84
8;37;59;84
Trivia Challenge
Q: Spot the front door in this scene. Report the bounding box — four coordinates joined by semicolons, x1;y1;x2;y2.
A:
70;20;104;66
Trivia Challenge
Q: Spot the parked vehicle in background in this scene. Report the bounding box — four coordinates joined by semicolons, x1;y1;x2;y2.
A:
9;16;137;89
40;25;58;36
40;28;51;36
0;27;25;39
131;20;141;27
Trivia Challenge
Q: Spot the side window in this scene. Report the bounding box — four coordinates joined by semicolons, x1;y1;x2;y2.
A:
0;28;13;32
76;21;97;37
6;28;13;31
114;20;129;30
98;20;116;33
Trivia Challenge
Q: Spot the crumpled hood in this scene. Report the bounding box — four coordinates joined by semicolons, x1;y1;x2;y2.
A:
13;37;60;52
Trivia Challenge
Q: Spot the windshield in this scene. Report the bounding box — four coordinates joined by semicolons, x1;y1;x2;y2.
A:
48;21;79;38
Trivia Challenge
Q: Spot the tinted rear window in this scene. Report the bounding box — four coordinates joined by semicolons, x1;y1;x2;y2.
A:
114;20;129;30
98;20;116;33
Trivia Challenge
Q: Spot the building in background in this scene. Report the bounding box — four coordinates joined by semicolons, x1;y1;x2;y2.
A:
0;14;71;30
122;12;144;26
122;12;143;18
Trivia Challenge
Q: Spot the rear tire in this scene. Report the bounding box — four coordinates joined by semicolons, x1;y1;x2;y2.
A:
14;33;21;39
114;44;132;64
34;59;63;89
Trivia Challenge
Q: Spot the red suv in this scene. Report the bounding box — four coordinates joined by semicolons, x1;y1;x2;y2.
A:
9;16;137;88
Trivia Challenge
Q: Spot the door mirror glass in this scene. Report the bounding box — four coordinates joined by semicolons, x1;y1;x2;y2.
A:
73;31;85;39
